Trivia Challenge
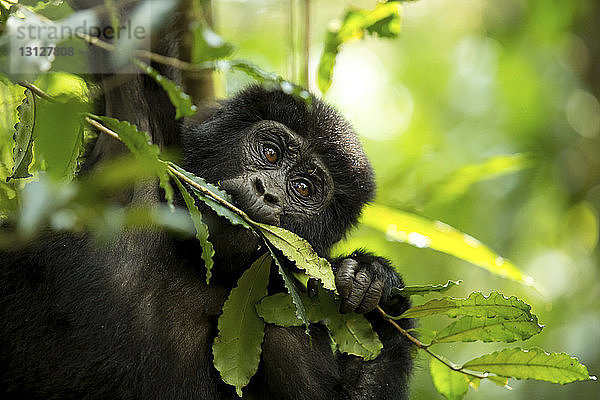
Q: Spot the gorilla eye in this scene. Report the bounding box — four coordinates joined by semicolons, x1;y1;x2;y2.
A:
263;145;279;163
293;180;311;198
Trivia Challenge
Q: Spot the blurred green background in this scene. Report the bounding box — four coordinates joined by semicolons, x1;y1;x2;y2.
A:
215;0;600;398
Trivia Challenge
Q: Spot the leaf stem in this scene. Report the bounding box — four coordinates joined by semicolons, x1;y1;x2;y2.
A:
166;164;253;223
17;82;55;102
84;117;256;226
376;306;488;380
72;31;213;72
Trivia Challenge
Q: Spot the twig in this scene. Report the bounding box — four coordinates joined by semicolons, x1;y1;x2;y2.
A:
85;117;120;141
17;82;55;102
166;164;253;223
84;116;255;226
376;306;488;380
73;31;213;73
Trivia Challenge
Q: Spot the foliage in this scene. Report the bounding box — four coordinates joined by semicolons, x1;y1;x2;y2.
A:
362;204;535;287
134;59;197;119
462;348;593;385
256;289;383;360
0;1;598;399
173;174;215;283
213;253;272;397
318;1;403;93
7;89;35;181
393;280;462;297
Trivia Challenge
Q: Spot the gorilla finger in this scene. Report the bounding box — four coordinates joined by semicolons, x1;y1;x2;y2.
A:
340;269;371;314
355;279;384;314
307;278;319;298
335;258;358;300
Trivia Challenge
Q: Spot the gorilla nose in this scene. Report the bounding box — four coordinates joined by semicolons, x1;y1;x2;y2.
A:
253;178;280;206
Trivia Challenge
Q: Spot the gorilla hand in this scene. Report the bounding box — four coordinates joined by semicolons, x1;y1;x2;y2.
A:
332;251;406;315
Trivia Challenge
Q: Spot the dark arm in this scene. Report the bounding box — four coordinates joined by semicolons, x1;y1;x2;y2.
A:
331;250;415;400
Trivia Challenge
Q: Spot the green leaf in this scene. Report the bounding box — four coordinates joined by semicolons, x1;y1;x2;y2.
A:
90;115;174;209
256;289;383;360
0;3;9;28
433;315;543;343
463;348;595;384
315;289;382;360
35;95;87;180
317;2;402;93
63;124;84;181
427;154;533;205
406;327;436;345
220;60;312;104
255;292;304;327
266;247;309;330
167;162;250;229
134;60;197;119
7;89;35;181
393;280;462;297
400;292;535;319
31;0;74;20
172;174;215;284
190;25;235;62
362;204;535;287
212;253;272;397
256;222;336;291
430;358;469;400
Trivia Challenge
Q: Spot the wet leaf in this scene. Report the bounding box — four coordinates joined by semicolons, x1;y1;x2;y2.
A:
400;292;535;320
433;315;543;343
392;280;462;297
463;348;595;384
7;89;35;181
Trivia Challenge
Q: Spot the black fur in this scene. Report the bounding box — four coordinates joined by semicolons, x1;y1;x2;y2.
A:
0;87;414;399
1;2;413;398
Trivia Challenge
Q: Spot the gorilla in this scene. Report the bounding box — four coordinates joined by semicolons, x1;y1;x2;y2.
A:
0;4;414;400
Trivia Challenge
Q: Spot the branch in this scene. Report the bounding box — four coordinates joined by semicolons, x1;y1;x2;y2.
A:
376;306;488;380
83;116;255;226
73;31;213;72
17;82;55;102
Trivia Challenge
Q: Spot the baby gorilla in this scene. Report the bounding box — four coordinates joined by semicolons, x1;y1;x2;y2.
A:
0;86;413;400
181;86;414;398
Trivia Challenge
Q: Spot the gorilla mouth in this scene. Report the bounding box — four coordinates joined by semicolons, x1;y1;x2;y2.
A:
220;177;282;226
235;196;281;226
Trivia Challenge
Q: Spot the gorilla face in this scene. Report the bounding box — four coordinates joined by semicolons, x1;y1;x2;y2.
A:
183;86;376;256
219;119;334;227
